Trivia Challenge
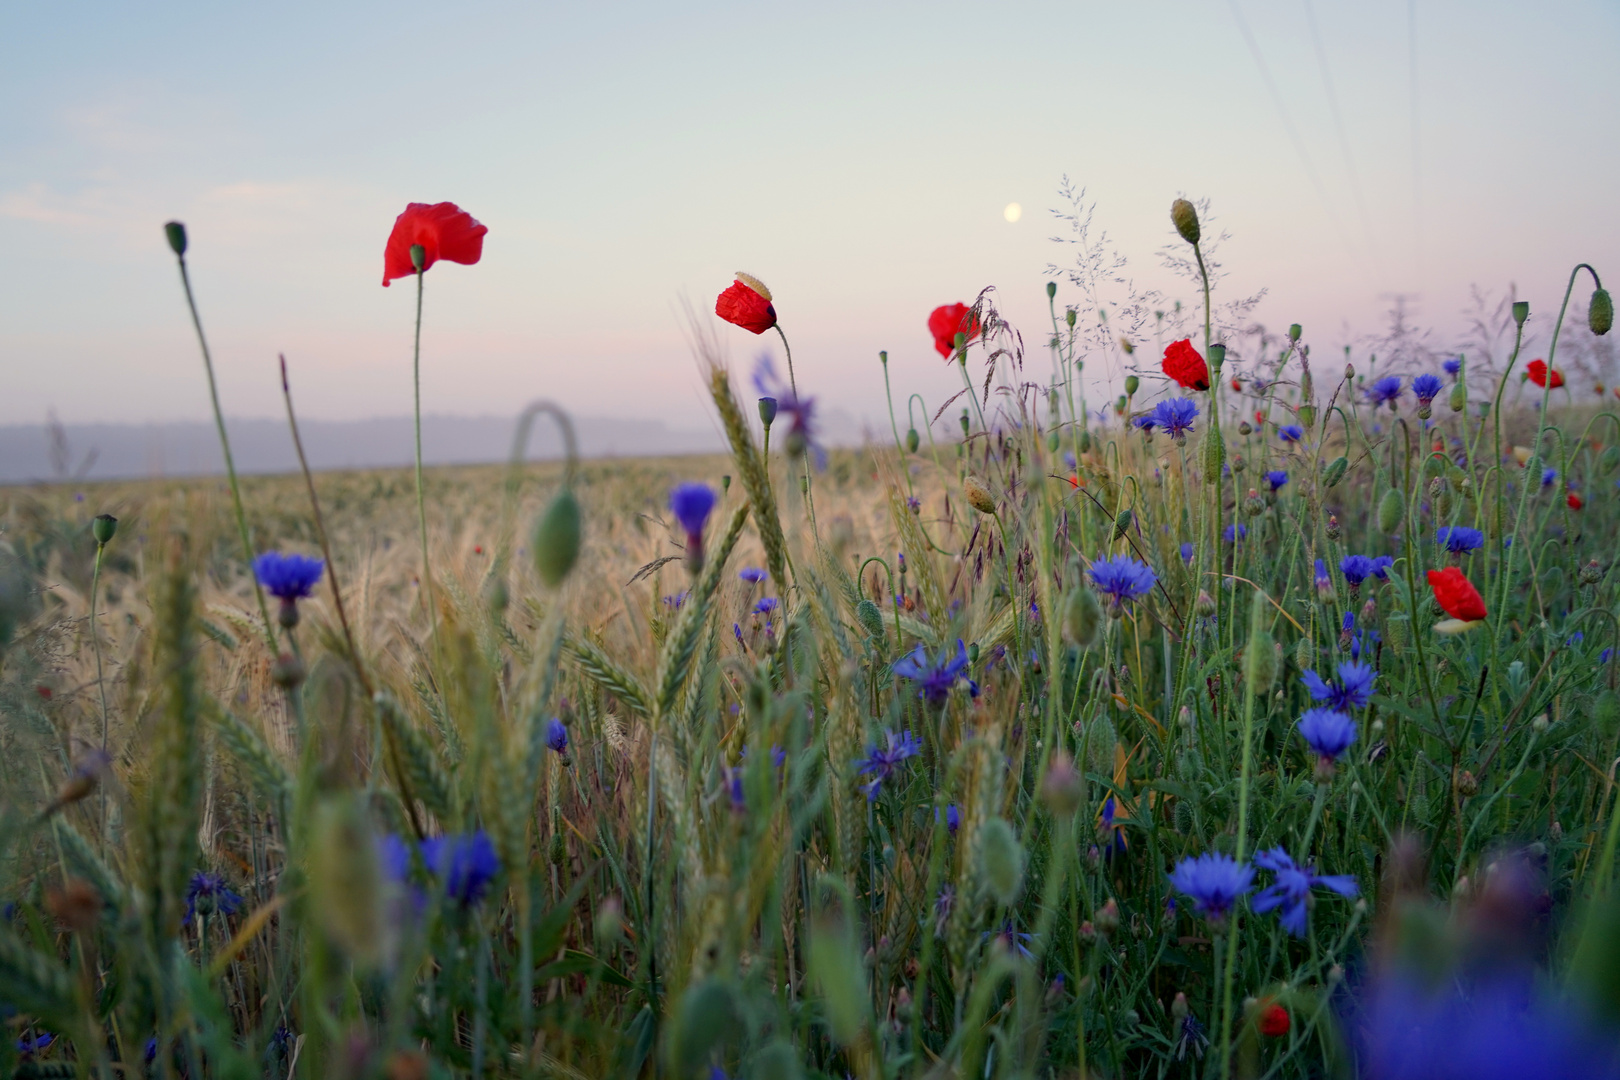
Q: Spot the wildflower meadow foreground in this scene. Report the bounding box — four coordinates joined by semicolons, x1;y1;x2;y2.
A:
5;196;1620;1080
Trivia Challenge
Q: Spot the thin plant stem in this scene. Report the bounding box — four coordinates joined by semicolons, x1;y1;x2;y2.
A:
411;265;447;675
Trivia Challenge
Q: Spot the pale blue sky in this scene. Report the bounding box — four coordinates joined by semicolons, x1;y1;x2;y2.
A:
3;0;1616;433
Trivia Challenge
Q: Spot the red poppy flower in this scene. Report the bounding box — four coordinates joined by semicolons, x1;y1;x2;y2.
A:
381;202;487;287
929;303;981;359
1230;377;1243;392
1568;492;1585;510
1526;359;1564;389
1255;410;1265;424
1161;339;1210;391
1258;1003;1290;1038
1428;567;1488;622
715;273;777;334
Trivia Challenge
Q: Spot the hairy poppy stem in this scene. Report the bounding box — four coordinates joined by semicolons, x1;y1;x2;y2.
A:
169;242;280;657
773;324;817;532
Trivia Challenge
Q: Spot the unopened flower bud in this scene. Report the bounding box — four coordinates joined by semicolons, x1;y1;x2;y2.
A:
1064;586;1102;649
960;411;971;437
1325;514;1342;541
1046;281;1058;300
1345;362;1356;382
1385;613;1411;652
1243;488;1265;517
1170;198;1201;245
1457;770;1479;798
1378;488;1404;535
595;896;625;945
1592;289;1614;336
1532;713;1549;735
1288;323;1302;342
1124;375;1139;396
1111;508;1133;540
1120;337;1135;355
963;476;996;514
1580;560;1601;585
1041;753;1084;815
271;653;307;689
1323;456;1349;488
1172;992;1190;1020
1202;430;1225;482
1196;590;1216;618
164;221;188;257
532;490;582;587
1095;898;1120;936
1066;308;1077;328
1231;454;1246;474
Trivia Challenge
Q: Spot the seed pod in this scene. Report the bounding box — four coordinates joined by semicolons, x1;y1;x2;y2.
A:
1124;375;1140;396
1512;301;1530;327
1063;586;1102;649
963;476;996;515
1209;343;1226;373
1066;308;1078;329
1323;456;1349;488
1202;429;1225;483
1171;198;1201;245
1385;612;1411;653
1592;288;1614;336
1378;488;1404;535
92;514;118;545
856;599;884;639
533;490;582;587
1111;508;1133;540
906;428;920;454
164;221;188;257
1078;429;1093;453
978;817;1026;906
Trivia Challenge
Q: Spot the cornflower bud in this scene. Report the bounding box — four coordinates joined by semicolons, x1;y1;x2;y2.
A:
1579;560;1601;585
1195;590;1216;618
1231;454;1246;474
1457;771;1479;798
271;653;307;689
1041;754;1084;815
1094;898;1120;936
1243;488;1265;516
1326;514;1342;542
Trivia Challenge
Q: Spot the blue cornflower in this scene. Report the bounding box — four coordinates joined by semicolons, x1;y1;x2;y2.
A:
754;354;823;466
1089;554;1157;614
1168;852;1254;921
1224;524;1247;543
855;729;922;800
1098;796;1128;857
1443;356;1461;377
1340;554;1375;587
662;591;688;609
753;596;779;617
1370;555;1395;580
184;871;242;921
1252;848;1357;937
1149;397;1199;441
1412;373;1444;404
1264;470;1288;492
670;482;718;569
253;552;324;626
419;830;501;907
1302;660;1377;711
1180;542;1195;564
1314;559;1333;598
1297;708;1358;763
1541;467;1557;489
985;921;1034;960
1278;424;1304;443
1367;375;1403;407
893;639;970;705
738;567;767;583
946;804;961;834
1436;526;1485;554
17;1032;54;1057
723;766;745;812
545;717;569;756
1354;972;1620;1080
1132;413;1157;434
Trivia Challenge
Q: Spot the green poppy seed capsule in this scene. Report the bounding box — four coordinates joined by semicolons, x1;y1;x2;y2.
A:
721;474;731;492
1046;281;1058;300
1065;308;1077;328
1202;430;1225;483
1208;343;1226;373
1078;429;1092;453
1513;301;1530;327
409;243;426;272
1064;585;1102;648
960;411;971;437
1324;456;1349;488
532;490;582;587
1449;380;1467;413
759;397;779;427
163;221;188;257
1288;323;1302;342
1377;488;1405;535
856;599;884;639
879;350;888;366
1111;508;1133;540
1124;375;1140;396
1591;289;1613;336
1171;198;1201;245
906;428;920;454
92;514;118;545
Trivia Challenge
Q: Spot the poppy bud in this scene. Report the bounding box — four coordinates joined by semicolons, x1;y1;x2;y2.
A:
532;490;582;587
163;221;188;257
1592;289;1614;336
1385;612;1411;653
1378;488;1404;535
978;817;1025;906
759;397;778;427
721;474;731;492
1170;198;1201;245
1046;281;1057;300
1288;323;1302;342
92;513;118;545
906;428;920;454
1323;456;1349;488
1246;611;1278;692
963;476;996;515
856;599;884;639
409;243;426;272
1112;508;1133;540
1064;586;1102;648
1046;430;1059;453
1201;430;1224;482
1512;301;1530;327
1429;476;1453;520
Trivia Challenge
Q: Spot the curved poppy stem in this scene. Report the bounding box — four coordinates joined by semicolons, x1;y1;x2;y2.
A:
772;323;817;532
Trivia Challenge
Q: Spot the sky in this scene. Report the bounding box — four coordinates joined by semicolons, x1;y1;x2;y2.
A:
3;0;1617;440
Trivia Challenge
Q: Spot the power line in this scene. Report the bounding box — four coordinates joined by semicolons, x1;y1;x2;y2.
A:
1225;0;1367;273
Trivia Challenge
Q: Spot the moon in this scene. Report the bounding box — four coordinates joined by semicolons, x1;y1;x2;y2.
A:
1003;202;1022;223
